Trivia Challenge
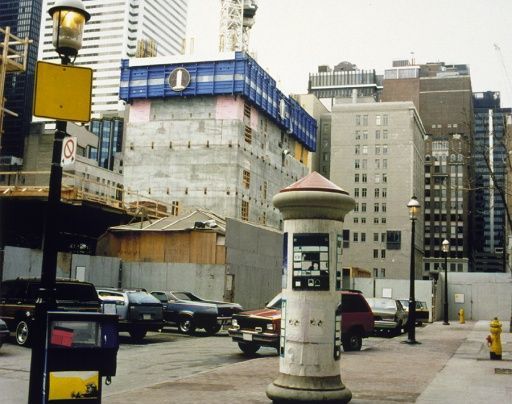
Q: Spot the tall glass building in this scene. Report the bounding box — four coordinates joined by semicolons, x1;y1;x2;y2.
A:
89;117;123;170
471;91;511;272
38;0;188;118
0;0;43;158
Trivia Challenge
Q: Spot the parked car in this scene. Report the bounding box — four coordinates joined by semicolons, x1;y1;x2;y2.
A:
0;278;101;346
365;297;408;335
150;291;243;335
228;290;374;355
96;288;164;341
0;319;9;348
398;299;429;325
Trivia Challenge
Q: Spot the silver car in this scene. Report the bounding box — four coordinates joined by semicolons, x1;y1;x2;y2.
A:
365;297;408;335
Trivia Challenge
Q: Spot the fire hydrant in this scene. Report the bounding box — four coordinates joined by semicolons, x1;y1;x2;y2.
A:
486;317;502;360
458;308;465;324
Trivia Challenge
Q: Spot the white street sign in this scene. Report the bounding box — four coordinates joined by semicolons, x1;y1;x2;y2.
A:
61;136;77;166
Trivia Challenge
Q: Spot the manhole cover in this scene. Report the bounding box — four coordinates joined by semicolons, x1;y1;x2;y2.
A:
495;368;512;375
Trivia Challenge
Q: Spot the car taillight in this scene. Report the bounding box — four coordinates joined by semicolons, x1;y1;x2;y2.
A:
266;323;274;331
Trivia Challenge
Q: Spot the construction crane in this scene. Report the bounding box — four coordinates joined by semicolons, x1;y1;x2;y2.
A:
219;0;258;52
0;26;31;153
494;43;512;101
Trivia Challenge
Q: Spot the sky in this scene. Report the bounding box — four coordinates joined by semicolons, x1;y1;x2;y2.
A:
187;0;512;107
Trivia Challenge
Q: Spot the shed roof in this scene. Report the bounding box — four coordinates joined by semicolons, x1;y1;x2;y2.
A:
108;208;226;234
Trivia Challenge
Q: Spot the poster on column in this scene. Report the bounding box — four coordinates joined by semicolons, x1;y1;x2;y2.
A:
292;233;329;291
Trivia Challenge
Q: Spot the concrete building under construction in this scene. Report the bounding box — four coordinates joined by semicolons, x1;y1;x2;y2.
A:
119;52;316;229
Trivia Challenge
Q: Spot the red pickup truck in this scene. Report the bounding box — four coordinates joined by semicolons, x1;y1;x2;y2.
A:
228;290;374;355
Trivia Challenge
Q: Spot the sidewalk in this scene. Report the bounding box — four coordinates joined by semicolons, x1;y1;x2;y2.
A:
104;320;512;403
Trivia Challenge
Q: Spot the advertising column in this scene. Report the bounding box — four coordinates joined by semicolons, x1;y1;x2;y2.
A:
267;172;355;403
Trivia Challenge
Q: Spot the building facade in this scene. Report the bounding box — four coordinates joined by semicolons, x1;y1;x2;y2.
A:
0;0;43;158
38;0;188;118
329;102;425;280
471;91;511;272
89;117;124;170
119;52;316;229
383;60;473;276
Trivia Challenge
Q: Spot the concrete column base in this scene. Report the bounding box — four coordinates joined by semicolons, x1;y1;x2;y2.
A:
266;373;352;403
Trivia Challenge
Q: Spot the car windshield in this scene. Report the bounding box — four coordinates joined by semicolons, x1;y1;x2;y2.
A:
171;292;201;301
127;292;160;304
367;298;396;310
48;283;99;302
417;301;428;309
266;294;282;310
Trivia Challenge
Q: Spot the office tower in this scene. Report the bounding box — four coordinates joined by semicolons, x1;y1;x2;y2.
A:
0;0;43;158
39;0;188;118
383;60;473;276
330;102;425;280
471;91;511;272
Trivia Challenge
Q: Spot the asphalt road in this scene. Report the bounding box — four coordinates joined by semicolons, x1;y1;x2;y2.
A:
0;326;279;404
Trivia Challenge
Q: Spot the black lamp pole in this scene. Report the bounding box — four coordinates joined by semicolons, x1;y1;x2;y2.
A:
442;239;450;325
27;2;90;402
405;196;420;345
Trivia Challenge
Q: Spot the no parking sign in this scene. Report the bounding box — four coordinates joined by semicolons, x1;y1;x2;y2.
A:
61;137;77;166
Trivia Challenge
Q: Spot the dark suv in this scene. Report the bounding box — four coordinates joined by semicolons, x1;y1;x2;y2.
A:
0;278;101;346
228;290;374;354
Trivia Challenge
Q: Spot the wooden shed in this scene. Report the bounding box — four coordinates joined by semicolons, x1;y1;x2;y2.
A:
96;209;226;264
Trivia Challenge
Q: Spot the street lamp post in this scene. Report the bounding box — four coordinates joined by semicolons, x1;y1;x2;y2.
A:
405;196;420;344
442;239;450;325
27;1;90;403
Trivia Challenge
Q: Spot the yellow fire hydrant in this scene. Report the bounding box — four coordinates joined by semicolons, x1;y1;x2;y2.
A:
458;308;465;324
486;317;502;360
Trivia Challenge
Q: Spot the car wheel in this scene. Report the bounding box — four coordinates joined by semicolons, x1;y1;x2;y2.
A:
129;329;147;341
204;324;222;335
15;320;31;347
342;332;362;351
238;342;260;355
178;317;196;334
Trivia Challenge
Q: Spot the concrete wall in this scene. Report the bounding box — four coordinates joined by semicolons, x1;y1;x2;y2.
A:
226;218;283;309
437;272;512;321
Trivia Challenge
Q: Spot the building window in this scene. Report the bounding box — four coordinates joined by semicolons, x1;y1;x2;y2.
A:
362;174;367;183
381;233;386;242
381;217;387;224
382;115;388;125
362;115;368;126
382;188;387;198
375;159;380;169
171;201;179;216
383;174;387;183
374;217;379;224
354;159;360;169
353;217;358;223
383;130;388;139
382;203;387;213
386;230;401;249
373;268;379;277
355;173;360;182
383;145;388;155
356;115;361;126
363;130;368;140
381;249;386;259
361;217;366;223
244;102;251;118
375;130;380;140
361;233;366;242
343;229;350;248
263;181;268;200
244;125;252;143
355;145;360;154
241;200;249;221
362;145;368;154
355;130;361;140
354;188;360;197
362;188;367;197
353;232;359;242
374;233;379;242
381;268;386;277
375;145;380;155
376;115;381;126
383;159;388;169
361;203;367;212
373;249;379;259
375;188;380;198
242;170;251;188
375;174;380;183
374;203;379;213
354;203;359;212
